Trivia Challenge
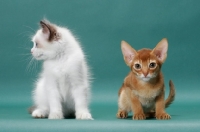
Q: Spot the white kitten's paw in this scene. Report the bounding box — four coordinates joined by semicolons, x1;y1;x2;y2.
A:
48;112;64;119
76;112;93;120
32;109;47;118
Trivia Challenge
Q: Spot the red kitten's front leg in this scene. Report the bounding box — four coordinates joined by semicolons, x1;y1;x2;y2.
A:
155;90;171;120
131;95;146;120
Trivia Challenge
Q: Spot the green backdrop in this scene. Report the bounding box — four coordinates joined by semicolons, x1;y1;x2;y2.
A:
0;0;200;131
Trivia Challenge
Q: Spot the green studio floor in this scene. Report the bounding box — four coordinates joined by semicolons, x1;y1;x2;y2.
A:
0;80;200;132
1;0;200;131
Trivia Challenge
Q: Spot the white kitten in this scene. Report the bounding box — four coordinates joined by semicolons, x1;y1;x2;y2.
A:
29;20;93;120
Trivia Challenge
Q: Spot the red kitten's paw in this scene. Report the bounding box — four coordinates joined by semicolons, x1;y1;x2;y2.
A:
156;113;171;120
133;113;146;120
117;111;128;119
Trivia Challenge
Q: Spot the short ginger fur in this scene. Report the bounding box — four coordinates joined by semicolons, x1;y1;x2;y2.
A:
117;38;175;120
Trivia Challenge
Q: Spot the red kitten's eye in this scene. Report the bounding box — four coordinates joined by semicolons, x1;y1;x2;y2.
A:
134;64;141;69
149;62;156;68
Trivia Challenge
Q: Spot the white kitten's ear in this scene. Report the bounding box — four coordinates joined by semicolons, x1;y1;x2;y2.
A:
121;40;137;66
40;20;57;41
40;20;50;36
152;38;168;63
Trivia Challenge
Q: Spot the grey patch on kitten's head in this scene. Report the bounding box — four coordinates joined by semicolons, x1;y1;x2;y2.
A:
40;19;60;42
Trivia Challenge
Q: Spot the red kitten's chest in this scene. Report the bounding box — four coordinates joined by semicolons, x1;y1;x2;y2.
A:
132;86;161;99
132;85;162;110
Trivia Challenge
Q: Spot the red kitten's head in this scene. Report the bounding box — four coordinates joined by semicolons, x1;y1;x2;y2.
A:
121;38;168;81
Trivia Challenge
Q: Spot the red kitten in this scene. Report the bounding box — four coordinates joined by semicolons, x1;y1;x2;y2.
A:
117;38;175;120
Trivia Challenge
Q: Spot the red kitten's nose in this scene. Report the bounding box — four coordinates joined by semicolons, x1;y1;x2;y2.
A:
143;72;148;77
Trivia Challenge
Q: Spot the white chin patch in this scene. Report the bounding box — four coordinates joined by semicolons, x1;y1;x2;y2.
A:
141;77;151;81
33;54;44;60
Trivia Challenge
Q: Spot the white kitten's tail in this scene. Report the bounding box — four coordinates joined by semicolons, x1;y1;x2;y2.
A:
165;80;175;108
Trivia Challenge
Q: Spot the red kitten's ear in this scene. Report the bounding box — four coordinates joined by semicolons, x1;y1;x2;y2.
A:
152;38;168;63
121;40;137;66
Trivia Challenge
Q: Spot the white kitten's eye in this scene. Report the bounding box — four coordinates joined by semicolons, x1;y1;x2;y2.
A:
149;62;156;68
35;43;38;47
134;63;141;70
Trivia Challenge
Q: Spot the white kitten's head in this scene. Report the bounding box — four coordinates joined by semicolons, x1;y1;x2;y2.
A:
31;20;62;60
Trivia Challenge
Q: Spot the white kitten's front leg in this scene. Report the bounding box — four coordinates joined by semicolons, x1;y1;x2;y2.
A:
32;78;49;118
46;77;64;119
72;87;93;120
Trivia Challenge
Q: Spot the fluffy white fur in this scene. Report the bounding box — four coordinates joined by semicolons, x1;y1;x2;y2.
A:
30;20;92;120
